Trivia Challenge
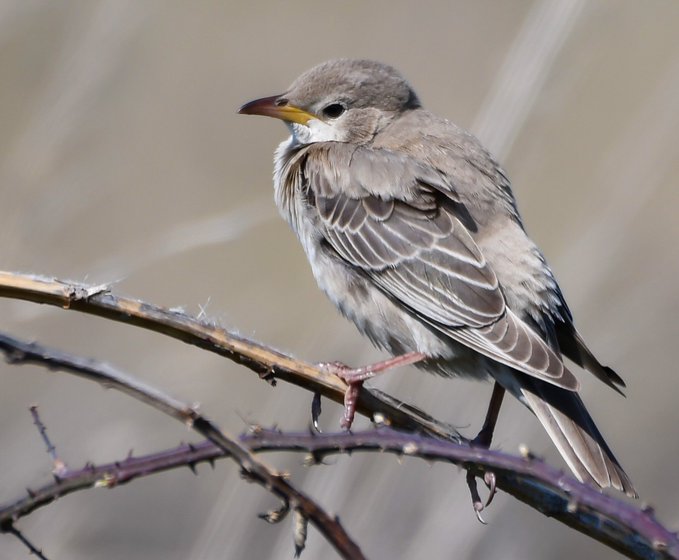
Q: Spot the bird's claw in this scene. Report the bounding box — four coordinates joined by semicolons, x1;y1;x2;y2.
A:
466;470;497;523
483;471;497;507
316;361;365;430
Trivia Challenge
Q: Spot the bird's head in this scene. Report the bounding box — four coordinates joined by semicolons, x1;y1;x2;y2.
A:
238;59;421;145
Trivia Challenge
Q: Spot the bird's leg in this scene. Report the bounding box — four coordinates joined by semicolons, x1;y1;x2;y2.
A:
341;381;362;430
467;382;506;521
472;381;505;448
320;351;427;382
318;351;427;430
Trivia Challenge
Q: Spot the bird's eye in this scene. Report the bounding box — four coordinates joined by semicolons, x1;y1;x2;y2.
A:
322;103;346;118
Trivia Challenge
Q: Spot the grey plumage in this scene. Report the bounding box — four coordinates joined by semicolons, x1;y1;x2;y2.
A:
239;58;635;496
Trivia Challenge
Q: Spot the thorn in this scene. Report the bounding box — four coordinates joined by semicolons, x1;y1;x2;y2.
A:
127;449;134;459
311;392;322;432
26;488;36;498
188;462;197;475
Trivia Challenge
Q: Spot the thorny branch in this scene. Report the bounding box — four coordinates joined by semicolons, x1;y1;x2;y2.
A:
1;271;678;559
0;332;364;560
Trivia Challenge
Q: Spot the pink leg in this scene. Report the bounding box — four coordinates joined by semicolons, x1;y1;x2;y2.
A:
321;351;426;383
319;351;427;430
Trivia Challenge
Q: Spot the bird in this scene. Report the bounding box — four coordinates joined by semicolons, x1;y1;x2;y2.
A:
238;58;636;498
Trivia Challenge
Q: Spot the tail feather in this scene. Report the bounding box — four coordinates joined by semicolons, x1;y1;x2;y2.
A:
555;323;626;395
520;379;636;497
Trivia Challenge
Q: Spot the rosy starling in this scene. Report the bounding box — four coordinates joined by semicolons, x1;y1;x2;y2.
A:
239;59;635;496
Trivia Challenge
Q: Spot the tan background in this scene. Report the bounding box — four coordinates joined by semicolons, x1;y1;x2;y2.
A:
1;1;678;559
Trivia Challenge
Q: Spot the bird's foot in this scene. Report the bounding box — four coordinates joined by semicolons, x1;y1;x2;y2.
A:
316;361;364;430
317;352;426;430
466;429;498;522
317;360;375;383
464;382;504;520
318;351;425;383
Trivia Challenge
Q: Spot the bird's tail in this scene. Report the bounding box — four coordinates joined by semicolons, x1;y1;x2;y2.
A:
520;379;637;497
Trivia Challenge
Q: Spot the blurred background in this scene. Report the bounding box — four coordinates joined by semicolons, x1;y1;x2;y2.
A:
1;1;678;558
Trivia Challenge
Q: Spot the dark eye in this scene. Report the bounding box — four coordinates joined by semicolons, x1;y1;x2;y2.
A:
322;103;345;118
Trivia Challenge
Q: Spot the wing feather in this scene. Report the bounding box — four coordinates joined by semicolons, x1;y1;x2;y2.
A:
304;144;578;390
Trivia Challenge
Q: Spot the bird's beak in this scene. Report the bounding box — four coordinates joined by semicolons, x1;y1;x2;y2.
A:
238;95;315;125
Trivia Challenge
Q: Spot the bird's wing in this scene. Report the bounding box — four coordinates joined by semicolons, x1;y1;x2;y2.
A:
304;143;579;390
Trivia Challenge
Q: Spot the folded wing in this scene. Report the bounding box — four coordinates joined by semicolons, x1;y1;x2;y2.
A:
304;144;579;391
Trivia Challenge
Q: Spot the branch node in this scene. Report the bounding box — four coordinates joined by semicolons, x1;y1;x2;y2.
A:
94;473;117;488
518;444;542;462
652;539;668;552
567;499;579;514
258;365;277;385
293;509;308;558
258;500;290;524
402;442;419;455
372;412;389;426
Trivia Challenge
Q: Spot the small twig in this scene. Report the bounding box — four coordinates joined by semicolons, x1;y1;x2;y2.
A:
5;525;49;560
0;441;219;523
29;406;67;476
0;332;364;560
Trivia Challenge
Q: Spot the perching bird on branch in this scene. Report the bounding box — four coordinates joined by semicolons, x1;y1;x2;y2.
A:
239;58;635;498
